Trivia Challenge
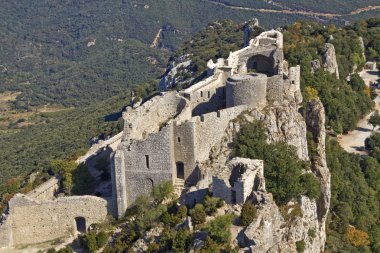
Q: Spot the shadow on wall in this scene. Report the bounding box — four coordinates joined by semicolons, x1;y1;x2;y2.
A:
247;54;275;76
192;87;226;117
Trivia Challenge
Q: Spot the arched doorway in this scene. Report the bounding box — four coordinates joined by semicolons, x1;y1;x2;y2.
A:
247;55;275;76
176;162;185;179
75;217;86;233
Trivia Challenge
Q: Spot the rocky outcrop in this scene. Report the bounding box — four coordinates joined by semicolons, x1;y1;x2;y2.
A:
306;98;330;238
359;37;366;61
243;19;260;47
311;59;321;73
201;87;330;252
159;55;193;91
322;43;339;79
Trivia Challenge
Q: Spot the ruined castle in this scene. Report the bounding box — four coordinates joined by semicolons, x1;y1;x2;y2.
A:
112;30;302;218
1;28;331;252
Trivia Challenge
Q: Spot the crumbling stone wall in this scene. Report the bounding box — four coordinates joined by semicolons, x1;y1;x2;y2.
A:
123;92;191;141
26;177;59;201
212;158;265;204
2;194;107;248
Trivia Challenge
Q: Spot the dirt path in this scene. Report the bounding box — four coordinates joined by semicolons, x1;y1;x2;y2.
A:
204;0;380;18
338;70;380;154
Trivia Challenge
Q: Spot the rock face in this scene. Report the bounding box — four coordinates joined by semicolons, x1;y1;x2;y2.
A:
203;85;330;252
159;55;193;91
322;43;339;79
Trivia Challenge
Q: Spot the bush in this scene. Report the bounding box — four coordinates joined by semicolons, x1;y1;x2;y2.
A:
190;203;206;225
151;181;174;202
96;231;108;248
204;195;223;215
296;240;306;252
206;215;234;244
240;202;257;226
177;205;188;219
173;228;191;252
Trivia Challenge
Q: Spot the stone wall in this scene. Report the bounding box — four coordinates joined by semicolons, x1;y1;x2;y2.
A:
173;121;196;182
266;75;284;104
114;124;175;217
193;106;247;162
0;218;12;248
190;86;226;116
226;74;267;108
212;158;265;204
3;194;107;248
26;177;59;201
123;92;191;141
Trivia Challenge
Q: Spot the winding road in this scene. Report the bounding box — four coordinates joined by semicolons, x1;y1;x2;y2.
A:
204;0;380;19
338;69;380;155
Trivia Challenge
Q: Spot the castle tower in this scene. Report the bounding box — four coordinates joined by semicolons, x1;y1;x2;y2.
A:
226;74;267;108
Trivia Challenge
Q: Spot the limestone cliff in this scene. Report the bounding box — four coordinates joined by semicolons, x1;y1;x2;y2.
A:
322;43;340;79
197;85;330;252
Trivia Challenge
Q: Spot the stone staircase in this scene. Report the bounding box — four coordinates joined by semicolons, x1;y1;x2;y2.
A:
174;178;185;196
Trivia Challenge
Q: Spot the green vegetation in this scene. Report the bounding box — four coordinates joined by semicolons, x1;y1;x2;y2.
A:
296;240;306;252
205;215;234;244
190;203;207;225
325;139;380;252
234;121;320;204
368;111;380;130
79;231;109;253
240;202;257;226
284;21;373;134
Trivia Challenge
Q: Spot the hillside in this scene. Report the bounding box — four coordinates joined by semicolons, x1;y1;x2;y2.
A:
1;0;379;110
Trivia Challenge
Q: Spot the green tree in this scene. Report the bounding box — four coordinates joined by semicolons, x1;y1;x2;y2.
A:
368;111;380;130
190;203;206;225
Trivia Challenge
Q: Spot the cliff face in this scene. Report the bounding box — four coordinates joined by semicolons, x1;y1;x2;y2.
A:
322;43;340;79
203;85;330;252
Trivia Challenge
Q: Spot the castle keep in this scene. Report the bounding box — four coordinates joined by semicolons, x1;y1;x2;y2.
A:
112;30;302;217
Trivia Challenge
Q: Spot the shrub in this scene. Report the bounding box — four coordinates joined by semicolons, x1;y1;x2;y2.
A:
161;212;181;227
200;236;221;253
96;231;108;248
345;226;370;247
240;202;257;226
296;240;306;252
190;203;206;225
151;181;174;202
207;215;234;244
308;228;316;239
204;195;223;215
173;228;191;252
177;205;188;219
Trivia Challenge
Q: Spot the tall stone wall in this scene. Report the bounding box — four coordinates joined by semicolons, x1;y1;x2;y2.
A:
193;106;247;162
3;194;107;248
173;122;197;182
115;124;174;217
190;86;226;116
0;218;12;248
226;74;267;108
266;75;284;104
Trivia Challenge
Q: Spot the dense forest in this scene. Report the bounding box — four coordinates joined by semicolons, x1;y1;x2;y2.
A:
0;0;378;107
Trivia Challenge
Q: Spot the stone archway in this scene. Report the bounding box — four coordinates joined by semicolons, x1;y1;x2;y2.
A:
247;55;275;76
75;217;86;233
